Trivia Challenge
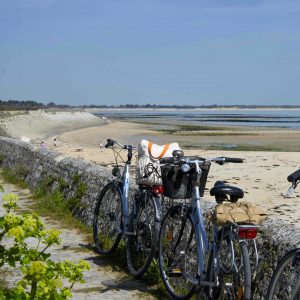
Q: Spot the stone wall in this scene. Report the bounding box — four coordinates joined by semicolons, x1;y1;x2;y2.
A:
0;136;113;227
0;136;299;299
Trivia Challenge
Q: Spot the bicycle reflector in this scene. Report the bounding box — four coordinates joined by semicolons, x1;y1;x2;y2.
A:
151;185;164;195
238;227;258;239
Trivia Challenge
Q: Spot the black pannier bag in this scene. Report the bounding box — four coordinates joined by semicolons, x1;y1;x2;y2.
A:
161;162;211;199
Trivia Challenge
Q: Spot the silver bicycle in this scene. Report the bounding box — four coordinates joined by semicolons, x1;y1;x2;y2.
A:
93;139;164;277
266;168;300;300
158;151;258;299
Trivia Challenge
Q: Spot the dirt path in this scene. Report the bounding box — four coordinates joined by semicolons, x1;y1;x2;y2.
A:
0;180;155;300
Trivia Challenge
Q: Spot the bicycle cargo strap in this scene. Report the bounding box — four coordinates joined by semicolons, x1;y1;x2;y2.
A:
148;142;170;159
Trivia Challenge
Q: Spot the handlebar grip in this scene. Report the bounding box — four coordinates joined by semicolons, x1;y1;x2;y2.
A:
160;157;175;164
224;157;244;163
105;139;115;148
287;169;300;182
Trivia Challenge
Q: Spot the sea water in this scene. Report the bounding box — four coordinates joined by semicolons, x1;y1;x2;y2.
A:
94;109;300;129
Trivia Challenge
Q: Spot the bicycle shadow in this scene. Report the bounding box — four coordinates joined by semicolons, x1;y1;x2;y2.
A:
76;243;160;296
100;276;151;294
79;243;128;270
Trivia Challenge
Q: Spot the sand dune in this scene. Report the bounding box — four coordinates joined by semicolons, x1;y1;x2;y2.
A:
3;110;106;141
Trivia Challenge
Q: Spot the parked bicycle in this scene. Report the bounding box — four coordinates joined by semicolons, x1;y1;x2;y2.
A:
93;139;164;277
158;150;259;300
266;168;300;300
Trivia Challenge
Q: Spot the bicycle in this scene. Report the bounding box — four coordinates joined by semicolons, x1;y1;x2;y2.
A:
158;151;259;300
93;138;164;277
265;168;300;300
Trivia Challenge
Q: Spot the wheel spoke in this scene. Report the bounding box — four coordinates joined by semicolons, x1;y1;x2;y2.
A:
158;205;197;299
126;191;157;278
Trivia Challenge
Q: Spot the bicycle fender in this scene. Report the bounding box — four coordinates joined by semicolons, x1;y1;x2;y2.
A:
152;196;163;222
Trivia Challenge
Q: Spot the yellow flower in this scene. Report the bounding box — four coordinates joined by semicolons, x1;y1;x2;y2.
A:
4;212;21;227
8;226;25;241
27;261;47;280
79;260;90;270
23;215;37;232
41;229;61;245
3;193;19;210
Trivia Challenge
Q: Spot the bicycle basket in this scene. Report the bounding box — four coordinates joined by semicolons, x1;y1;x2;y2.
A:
161;162;211;199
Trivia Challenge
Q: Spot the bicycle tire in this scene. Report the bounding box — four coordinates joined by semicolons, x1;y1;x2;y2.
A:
93;182;123;254
126;191;158;278
158;204;197;300
207;228;251;300
266;248;300;300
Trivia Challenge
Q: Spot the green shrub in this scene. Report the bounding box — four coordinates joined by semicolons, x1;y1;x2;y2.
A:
0;191;90;299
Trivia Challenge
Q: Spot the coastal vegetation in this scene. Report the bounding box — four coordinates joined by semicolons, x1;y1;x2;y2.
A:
0;187;90;299
0;167;167;298
1;167;88;231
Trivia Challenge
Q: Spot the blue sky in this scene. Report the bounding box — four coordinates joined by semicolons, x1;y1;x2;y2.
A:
1;0;300;106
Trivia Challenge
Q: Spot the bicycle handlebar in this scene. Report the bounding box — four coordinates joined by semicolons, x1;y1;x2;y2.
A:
160;157;175;164
287;169;300;183
105;139;115;148
223;157;244;163
160;156;244;165
104;138;137;150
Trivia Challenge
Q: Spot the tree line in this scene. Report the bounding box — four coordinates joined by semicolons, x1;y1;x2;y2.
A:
0;100;70;110
1;99;300;110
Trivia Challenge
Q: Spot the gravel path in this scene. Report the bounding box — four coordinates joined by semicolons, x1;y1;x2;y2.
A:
0;180;155;300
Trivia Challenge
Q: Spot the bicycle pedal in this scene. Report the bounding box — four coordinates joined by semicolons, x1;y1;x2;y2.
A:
237;287;243;300
224;282;233;288
167;230;173;241
169;268;182;277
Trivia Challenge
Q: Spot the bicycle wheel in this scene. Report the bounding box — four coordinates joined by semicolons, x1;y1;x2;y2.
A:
208;228;251;300
158;204;197;300
126;190;158;278
93;182;123;254
266;248;300;300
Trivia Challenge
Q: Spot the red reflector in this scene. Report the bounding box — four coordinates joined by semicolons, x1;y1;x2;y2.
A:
238;227;257;239
151;185;164;195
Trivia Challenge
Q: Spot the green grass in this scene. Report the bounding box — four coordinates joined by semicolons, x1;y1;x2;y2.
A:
0;155;5;164
1;167;90;236
1;166;29;189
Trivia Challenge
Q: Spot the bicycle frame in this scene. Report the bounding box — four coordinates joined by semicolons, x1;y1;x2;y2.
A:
117;162;131;233
115;155;163;235
190;187;209;277
185;159;259;286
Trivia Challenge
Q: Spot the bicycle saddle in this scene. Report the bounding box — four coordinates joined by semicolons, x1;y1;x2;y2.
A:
210;181;244;203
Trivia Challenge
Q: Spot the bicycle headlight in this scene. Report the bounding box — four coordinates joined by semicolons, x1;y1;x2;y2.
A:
181;164;190;173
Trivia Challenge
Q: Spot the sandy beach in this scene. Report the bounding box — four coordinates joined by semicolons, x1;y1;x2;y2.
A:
1;110;300;227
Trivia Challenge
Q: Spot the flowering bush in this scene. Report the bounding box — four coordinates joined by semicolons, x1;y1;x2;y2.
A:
0;189;90;299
